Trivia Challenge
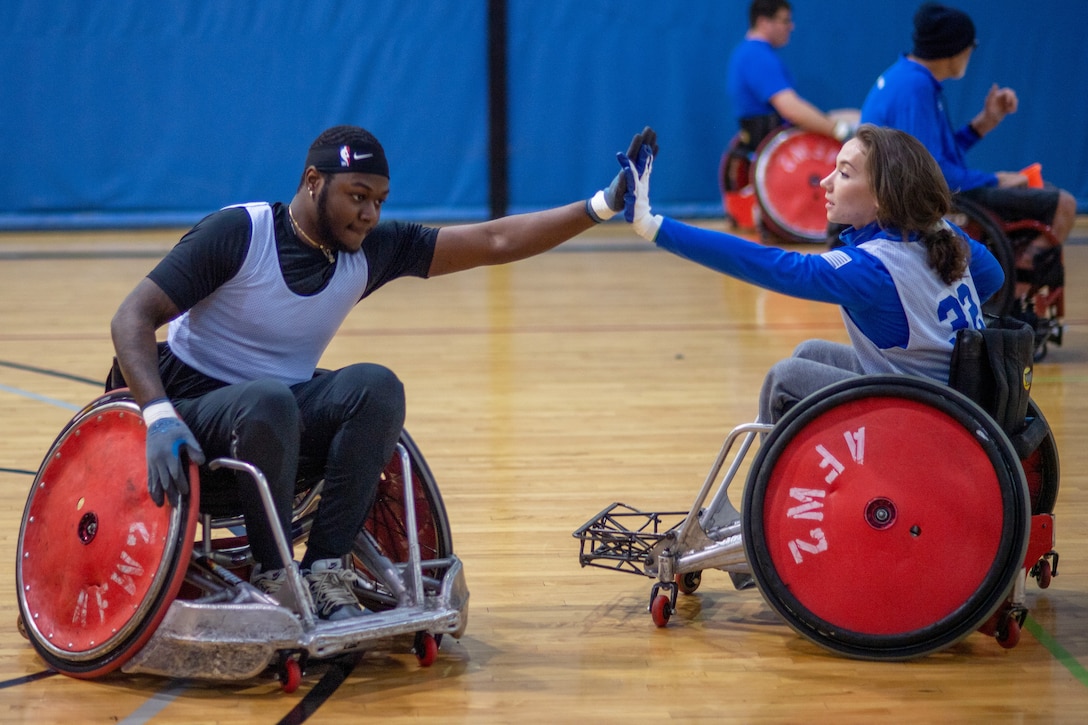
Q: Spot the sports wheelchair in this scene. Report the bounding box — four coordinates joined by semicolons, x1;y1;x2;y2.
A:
575;320;1058;660
16;388;468;692
946;195;1065;361
719;115;856;245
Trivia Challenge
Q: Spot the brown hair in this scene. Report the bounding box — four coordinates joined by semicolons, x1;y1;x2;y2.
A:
855;124;967;284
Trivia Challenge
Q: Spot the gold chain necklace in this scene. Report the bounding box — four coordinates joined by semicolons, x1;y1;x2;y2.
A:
288;204;335;263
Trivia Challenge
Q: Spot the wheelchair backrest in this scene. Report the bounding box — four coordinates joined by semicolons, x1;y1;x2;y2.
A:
948;315;1034;437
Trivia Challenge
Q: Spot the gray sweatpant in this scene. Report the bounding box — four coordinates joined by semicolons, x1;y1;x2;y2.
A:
758;339;864;424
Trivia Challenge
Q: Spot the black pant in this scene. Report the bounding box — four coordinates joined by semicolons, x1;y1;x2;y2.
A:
175;363;406;569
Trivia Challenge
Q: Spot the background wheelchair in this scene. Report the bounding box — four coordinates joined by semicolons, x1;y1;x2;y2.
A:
719;113;856;246
575;324;1059;661
16;388;468;692
946;195;1065;361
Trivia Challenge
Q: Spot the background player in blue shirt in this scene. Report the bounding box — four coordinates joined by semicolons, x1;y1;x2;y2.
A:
621;124;1002;425
860;3;1076;287
727;0;854;155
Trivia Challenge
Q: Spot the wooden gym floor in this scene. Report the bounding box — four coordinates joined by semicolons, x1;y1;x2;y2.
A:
2;218;1088;723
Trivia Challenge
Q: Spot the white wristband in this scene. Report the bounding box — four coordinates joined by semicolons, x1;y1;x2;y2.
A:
587;190;617;222
142;399;179;426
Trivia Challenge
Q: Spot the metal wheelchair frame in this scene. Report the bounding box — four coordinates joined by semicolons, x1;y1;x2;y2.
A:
575;375;1059;660
17;392;469;691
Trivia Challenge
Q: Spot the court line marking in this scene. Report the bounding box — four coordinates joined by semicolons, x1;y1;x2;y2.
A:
0;383;81;411
0;670;58;689
1024;615;1088;687
0;359;102;386
117;680;190;725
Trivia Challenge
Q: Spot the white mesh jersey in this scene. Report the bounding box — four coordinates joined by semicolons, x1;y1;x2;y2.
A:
167;202;370;385
843;236;984;382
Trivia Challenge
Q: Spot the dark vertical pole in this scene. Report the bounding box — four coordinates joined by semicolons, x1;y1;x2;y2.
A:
488;0;509;219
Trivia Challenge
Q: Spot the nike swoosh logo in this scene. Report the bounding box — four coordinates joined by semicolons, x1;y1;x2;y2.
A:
353;153;373;160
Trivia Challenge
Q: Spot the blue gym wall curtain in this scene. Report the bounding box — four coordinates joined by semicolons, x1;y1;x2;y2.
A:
1;0;1084;229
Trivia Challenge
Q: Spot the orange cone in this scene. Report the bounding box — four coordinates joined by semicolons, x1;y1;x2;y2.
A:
1021;162;1043;188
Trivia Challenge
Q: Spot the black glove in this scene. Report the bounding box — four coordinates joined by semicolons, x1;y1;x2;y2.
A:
586;126;659;222
143;401;205;507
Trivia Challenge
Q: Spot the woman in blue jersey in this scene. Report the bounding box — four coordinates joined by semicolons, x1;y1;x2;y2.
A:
621;124;1003;424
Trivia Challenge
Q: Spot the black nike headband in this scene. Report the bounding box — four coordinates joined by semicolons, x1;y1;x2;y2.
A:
305;142;389;178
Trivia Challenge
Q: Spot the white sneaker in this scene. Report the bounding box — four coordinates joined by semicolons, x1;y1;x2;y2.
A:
304;558;367;621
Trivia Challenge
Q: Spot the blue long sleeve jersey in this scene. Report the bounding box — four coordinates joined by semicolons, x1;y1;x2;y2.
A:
860;55;997;193
654;217;1004;349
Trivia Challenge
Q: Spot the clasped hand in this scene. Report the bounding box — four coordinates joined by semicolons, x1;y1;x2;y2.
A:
146;417;205;507
588;126;659;222
617;136;661;240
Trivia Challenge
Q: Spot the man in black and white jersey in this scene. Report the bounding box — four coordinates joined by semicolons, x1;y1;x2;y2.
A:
111;124;657;620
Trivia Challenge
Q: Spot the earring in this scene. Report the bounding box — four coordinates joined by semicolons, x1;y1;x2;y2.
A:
309;187;315;199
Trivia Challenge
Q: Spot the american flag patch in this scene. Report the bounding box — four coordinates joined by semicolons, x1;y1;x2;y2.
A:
820;250;852;269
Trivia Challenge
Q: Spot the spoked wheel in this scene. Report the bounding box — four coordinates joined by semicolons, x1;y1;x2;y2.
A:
948;196;1016;316
742;376;1030;660
16;394;199;678
753;127;843;244
352;430;454;610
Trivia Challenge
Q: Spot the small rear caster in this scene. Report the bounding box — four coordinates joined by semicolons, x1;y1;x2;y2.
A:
1031;552;1058;589
676;570;702;595
278;655;302;693
996;617;1021;649
414;632;439;667
1032;558;1053;589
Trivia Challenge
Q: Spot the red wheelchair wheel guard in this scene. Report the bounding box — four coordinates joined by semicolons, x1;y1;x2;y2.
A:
743;376;1029;660
753;128;841;244
17;397;198;678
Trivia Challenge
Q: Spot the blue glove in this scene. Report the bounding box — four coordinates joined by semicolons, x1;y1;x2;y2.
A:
144;402;204;507
619;143;663;240
586;126;658;222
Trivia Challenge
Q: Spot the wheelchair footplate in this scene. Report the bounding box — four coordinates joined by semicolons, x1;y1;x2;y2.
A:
574;503;688;577
574;423;767;627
